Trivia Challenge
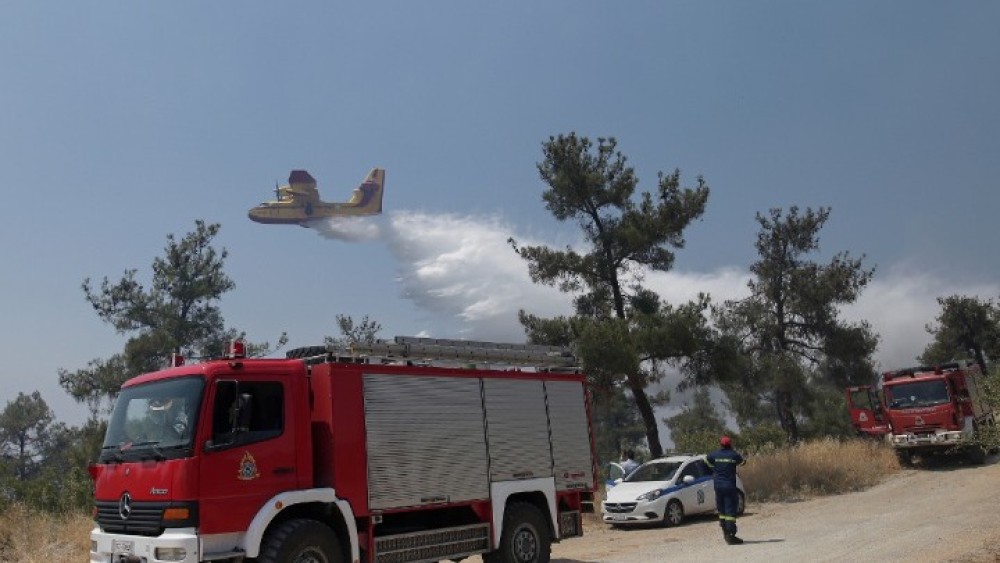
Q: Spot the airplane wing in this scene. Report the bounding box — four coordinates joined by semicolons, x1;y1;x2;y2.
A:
285;170;319;199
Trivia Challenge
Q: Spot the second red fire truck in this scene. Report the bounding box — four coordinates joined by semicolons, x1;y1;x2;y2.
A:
847;361;998;465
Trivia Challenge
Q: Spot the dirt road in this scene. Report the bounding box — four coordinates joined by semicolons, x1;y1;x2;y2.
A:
475;456;1000;563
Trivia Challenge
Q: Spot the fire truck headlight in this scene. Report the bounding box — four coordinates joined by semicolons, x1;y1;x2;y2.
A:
155;547;187;561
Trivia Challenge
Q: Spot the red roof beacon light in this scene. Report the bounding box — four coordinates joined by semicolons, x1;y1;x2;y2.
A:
170;353;185;367
228;340;247;359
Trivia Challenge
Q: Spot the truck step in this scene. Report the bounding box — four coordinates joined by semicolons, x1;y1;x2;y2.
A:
374;523;490;563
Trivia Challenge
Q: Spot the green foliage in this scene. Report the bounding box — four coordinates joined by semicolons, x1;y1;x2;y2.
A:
919;295;999;370
736;423;788;454
325;314;383;345
798;386;856;440
58;221;282;415
664;388;734;454
978;365;1000;451
713;207;878;444
513;133;711;457
0;392;54;481
590;388;646;466
0;395;100;512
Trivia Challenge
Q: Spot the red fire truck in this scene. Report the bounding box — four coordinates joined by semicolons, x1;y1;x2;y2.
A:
878;361;997;465
89;337;597;563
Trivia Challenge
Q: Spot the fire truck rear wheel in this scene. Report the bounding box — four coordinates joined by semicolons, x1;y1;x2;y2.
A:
486;502;551;563
257;518;343;563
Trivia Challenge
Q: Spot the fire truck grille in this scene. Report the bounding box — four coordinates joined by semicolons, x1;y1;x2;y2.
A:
95;500;169;536
604;502;637;514
374;523;490;563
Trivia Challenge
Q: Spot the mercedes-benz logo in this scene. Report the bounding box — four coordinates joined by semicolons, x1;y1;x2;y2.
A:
119;492;132;520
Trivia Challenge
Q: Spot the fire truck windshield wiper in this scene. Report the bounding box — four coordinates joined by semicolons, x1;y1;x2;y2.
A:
100;445;125;463
129;440;167;460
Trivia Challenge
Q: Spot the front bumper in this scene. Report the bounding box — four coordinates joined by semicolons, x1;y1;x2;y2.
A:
891;430;964;449
601;498;665;525
91;527;199;563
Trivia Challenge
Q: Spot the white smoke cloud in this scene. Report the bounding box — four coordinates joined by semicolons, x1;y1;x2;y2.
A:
380;211;572;340
311;209;999;369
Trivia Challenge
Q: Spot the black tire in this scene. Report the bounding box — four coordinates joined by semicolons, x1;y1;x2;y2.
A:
662;499;684;527
257;519;343;563
485;502;551;563
736;490;746;516
286;346;329;359
895;449;913;467
967;444;987;465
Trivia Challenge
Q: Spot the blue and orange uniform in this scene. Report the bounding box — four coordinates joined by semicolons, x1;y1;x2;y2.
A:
705;436;745;544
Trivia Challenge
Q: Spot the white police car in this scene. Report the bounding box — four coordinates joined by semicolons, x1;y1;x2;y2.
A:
602;454;745;527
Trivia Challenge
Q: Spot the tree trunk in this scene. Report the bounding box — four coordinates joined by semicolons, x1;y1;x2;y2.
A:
627;374;663;458
973;346;988;373
775;390;799;445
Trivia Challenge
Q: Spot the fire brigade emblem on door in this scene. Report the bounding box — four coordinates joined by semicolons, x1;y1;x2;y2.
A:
238;451;260;481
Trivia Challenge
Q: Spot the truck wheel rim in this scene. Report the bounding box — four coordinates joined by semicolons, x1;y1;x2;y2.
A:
512;524;539;561
293;548;328;563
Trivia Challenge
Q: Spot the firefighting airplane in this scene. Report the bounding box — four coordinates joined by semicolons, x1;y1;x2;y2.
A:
248;168;385;226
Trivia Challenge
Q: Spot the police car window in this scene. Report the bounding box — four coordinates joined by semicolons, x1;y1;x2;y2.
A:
679;461;704;480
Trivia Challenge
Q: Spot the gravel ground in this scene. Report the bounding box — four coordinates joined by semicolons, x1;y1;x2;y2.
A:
472;454;1000;563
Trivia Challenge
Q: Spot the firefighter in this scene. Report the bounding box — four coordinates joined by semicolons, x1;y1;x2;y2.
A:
705;435;746;545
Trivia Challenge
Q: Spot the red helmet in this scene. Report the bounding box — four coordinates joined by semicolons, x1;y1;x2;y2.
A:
720;436;732;447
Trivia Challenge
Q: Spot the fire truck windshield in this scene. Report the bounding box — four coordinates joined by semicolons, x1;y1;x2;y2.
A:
100;376;204;462
885;379;949;409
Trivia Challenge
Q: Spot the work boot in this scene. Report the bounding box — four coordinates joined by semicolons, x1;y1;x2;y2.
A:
728;523;744;544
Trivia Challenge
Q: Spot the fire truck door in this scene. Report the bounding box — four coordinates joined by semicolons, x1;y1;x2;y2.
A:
198;377;298;534
846;386;883;435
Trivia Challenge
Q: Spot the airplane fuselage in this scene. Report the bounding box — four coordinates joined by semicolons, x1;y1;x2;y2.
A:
248;201;378;224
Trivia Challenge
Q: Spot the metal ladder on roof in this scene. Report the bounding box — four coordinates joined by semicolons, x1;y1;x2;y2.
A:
289;335;579;371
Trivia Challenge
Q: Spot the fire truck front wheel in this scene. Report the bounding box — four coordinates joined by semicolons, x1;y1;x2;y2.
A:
486;502;551;563
257;518;344;563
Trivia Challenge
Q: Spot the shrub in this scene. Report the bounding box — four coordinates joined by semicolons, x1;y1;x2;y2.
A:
0;503;91;563
740;438;899;502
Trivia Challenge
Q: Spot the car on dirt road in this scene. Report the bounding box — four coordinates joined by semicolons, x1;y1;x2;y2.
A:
601;454;746;527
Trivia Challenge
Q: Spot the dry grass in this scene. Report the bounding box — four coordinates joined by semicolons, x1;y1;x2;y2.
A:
741;438;900;502
0;504;92;563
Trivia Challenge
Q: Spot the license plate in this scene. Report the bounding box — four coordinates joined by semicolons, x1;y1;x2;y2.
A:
112;540;134;555
612;514;628;521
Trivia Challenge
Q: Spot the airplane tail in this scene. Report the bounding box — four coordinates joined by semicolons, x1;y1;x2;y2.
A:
348;168;385;213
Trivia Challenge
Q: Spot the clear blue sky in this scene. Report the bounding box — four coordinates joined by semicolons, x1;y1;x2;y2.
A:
2;2;998;428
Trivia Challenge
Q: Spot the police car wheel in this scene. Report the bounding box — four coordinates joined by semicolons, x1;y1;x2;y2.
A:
663;500;684;527
736;491;746;516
